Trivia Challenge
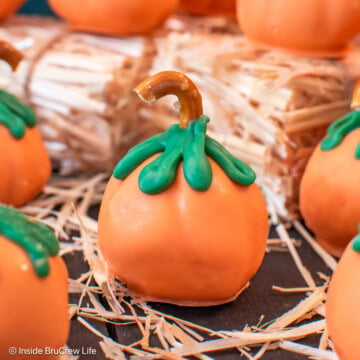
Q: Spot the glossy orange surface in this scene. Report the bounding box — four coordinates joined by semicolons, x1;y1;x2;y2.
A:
49;0;179;35
98;156;268;306
0;125;51;207
179;0;236;16
0;236;69;360
300;129;360;257
326;240;360;360
0;0;25;20
237;0;360;57
351;80;360;108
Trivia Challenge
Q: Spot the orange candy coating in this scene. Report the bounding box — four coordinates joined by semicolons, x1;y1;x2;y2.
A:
179;0;236;16
300;128;360;257
0;125;51;207
98;156;268;306
49;0;179;36
0;0;25;20
326;240;360;360
237;0;360;57
0;236;69;360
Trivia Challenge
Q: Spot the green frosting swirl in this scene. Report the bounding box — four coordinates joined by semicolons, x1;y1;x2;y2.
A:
0;205;59;277
114;116;256;194
0;90;36;139
321;111;360;160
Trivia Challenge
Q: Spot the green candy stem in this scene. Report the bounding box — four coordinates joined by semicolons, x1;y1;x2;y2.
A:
0;205;59;277
321;110;360;160
114;71;256;194
0;90;36;139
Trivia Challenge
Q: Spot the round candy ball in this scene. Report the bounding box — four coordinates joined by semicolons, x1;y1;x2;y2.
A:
0;236;69;359
98;157;268;306
326;233;360;360
300;128;360;257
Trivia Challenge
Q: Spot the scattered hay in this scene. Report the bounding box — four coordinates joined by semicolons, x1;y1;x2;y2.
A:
22;173;338;360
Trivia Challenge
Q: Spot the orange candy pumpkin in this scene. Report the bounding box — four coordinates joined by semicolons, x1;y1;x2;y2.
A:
98;71;268;306
237;0;360;57
299;84;360;257
299;127;360;256
0;125;51;207
326;231;360;360
49;0;179;36
0;206;69;359
0;41;51;207
0;0;25;21
179;0;236;16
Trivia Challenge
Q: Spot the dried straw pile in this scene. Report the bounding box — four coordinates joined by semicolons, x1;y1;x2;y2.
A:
1;12;355;360
0;16;355;222
0;16;152;174
146;15;353;222
22;174;339;360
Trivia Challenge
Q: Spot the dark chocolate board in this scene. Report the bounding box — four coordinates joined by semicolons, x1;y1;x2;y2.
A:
64;225;332;360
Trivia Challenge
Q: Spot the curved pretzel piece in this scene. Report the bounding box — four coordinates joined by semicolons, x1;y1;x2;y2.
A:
0;39;23;71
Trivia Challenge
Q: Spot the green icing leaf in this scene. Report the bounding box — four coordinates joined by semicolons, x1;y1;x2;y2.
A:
140;144;182;194
321;111;360;159
353;238;360;252
0;205;59;277
356;143;360;160
113;135;164;179
205;137;256;186
0;102;25;138
353;225;360;253
353;234;360;252
183;120;212;191
0;90;36;139
113;116;256;194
